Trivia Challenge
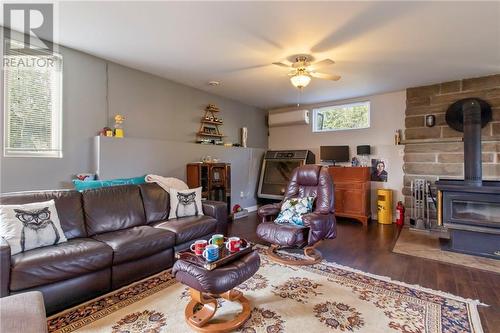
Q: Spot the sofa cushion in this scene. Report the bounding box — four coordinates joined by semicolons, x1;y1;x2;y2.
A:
153;215;217;245
10;238;113;291
82;185;146;236
138;183;170;224
92;226;175;265
0;190;86;239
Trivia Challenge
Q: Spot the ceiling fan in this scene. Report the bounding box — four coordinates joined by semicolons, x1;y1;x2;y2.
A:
273;55;341;89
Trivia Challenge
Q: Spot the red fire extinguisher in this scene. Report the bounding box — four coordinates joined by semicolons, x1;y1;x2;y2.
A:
396;201;405;226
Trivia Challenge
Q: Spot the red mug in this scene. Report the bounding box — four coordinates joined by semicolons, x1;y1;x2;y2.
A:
190;240;208;256
225;237;241;252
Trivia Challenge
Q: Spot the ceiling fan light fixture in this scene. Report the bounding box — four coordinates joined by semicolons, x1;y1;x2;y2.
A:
290;72;311;89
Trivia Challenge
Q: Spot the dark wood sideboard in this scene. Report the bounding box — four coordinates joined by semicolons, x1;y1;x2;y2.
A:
187;163;231;214
328;167;371;226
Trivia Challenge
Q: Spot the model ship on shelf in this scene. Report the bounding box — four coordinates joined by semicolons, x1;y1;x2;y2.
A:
197;104;225;145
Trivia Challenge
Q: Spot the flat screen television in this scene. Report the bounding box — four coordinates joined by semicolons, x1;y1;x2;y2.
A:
320;145;350;164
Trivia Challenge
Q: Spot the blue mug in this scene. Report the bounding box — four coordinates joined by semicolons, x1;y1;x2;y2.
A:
202;244;219;262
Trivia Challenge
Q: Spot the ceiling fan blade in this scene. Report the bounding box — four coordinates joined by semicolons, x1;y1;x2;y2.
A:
311;59;335;69
272;62;291;68
310;72;341;81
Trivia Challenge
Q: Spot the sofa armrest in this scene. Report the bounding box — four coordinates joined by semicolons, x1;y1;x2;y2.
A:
202;200;228;234
257;203;282;223
0;237;11;297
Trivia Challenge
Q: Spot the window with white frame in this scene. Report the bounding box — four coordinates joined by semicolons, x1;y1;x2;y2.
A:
3;40;63;158
312;101;370;132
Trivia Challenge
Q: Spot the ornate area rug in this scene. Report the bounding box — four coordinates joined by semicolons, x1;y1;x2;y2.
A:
47;248;485;333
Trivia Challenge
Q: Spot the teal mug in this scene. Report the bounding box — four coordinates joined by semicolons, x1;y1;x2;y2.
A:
209;234;224;247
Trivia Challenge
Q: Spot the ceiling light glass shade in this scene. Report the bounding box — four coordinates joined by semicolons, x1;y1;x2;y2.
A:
290;73;311;88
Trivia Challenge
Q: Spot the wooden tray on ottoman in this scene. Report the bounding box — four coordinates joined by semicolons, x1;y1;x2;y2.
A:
175;238;254;270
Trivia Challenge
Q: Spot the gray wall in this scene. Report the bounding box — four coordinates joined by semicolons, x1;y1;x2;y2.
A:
96;137;265;208
0;39;268;194
268;91;406;218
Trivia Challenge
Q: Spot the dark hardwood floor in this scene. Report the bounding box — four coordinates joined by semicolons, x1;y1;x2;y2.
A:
228;213;500;333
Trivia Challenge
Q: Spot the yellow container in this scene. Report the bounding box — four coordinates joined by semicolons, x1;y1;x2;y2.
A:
377;189;393;224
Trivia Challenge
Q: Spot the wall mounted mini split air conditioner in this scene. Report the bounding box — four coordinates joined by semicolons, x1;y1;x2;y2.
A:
268;109;309;127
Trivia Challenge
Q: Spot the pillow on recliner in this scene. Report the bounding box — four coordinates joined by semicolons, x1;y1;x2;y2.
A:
275;196;315;226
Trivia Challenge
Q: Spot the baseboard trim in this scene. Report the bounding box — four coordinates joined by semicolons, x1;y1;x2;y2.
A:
245;205;258;212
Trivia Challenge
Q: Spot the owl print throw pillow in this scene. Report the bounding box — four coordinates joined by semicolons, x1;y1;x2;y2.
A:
0;200;67;255
169;187;204;219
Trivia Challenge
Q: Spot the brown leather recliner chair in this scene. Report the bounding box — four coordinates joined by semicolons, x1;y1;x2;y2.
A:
256;165;336;265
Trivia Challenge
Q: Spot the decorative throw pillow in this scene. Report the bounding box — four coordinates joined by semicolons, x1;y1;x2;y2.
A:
0;200;67;255
275;196;315;226
169;187;204;219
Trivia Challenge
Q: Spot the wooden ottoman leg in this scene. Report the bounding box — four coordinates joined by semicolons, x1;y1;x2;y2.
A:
184;288;252;333
185;288;218;327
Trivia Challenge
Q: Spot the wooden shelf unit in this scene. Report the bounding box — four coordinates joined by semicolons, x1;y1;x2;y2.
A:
187;163;231;214
196;132;225;138
197;104;224;141
329;167;371;227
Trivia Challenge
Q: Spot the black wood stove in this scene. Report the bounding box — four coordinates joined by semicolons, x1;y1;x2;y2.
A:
436;98;500;259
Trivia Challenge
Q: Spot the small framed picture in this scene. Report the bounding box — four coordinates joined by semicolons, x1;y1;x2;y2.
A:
371;159;388;182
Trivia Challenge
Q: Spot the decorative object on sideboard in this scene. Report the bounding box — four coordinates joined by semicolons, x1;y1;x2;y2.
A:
114;114;125;138
197;104;224;145
241;127;248;148
356;145;371;167
425;114;436;127
351;156;360;167
436;98;499;260
201;156;219;163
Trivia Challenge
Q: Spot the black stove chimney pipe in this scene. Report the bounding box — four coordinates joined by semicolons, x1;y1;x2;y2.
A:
463;99;482;186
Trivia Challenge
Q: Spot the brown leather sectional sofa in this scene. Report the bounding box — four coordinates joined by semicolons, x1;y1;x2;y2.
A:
0;183;227;314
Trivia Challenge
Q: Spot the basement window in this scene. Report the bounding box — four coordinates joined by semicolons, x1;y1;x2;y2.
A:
3;40;63;158
312;101;370;132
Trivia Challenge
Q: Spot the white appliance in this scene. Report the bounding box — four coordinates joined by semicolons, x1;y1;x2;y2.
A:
268;110;309;127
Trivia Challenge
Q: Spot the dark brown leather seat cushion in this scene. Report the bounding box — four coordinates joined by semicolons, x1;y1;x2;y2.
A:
82;185;146;236
172;250;260;294
256;222;308;248
10;238;113;291
92;226;175;265
0;190;86;239
153;215;217;245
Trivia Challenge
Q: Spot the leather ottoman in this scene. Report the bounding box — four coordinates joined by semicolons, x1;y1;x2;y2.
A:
172;250;260;332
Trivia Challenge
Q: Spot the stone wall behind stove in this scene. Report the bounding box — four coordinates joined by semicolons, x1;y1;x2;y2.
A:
403;74;500;223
